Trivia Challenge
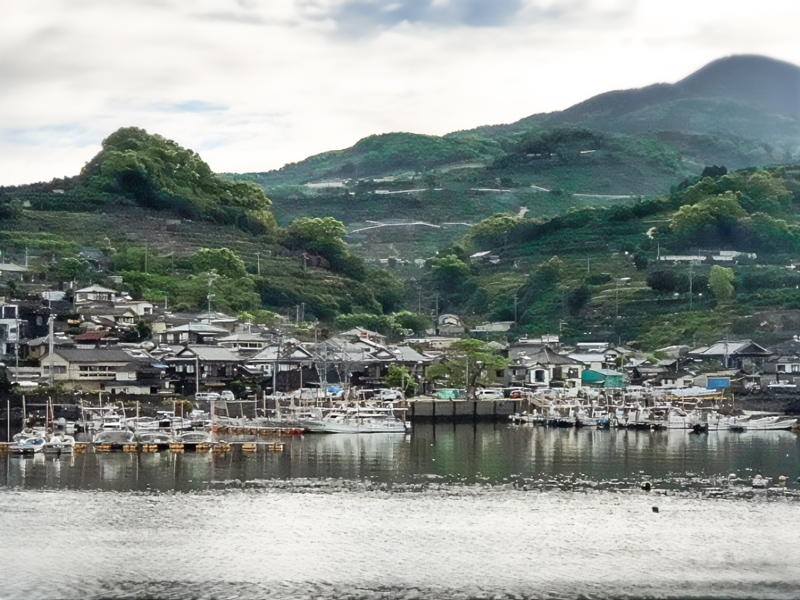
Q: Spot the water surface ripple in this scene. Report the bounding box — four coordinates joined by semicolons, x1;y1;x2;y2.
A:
1;424;799;599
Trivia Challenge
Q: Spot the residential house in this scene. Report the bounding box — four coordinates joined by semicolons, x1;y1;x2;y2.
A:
158;322;230;345
74;285;117;305
762;355;800;386
338;327;388;346
245;340;316;392
79;305;139;330
166;345;243;395
568;352;610;372
689;340;771;370
470;321;514;337
73;330;120;349
0;262;27;282
437;314;466;337
0;303;23;359
41;347;141;392
218;332;271;354
25;333;75;361
506;346;584;392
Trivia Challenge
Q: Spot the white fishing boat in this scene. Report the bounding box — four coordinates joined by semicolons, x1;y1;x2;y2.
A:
43;433;76;454
179;430;213;444
92;429;135;446
135;431;176;445
737;415;798;431
302;404;410;433
10;436;46;455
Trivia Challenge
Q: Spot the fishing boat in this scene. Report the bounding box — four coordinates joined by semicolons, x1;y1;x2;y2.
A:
178;430;213;444
302;404;410;433
9;436;46;455
43;433;76;455
92;429;135;446
135;431;176;445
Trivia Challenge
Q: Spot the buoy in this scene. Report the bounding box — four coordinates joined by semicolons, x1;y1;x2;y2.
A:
778;475;788;486
652;506;659;513
641;482;652;491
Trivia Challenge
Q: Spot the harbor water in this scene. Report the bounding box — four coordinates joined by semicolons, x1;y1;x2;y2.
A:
2;423;800;599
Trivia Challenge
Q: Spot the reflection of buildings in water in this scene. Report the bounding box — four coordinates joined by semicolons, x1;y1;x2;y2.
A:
299;433;410;479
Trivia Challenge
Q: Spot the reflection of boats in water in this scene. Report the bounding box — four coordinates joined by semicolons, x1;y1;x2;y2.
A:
302;404;410;434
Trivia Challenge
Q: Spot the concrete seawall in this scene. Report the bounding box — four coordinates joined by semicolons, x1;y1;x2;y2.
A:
407;399;526;423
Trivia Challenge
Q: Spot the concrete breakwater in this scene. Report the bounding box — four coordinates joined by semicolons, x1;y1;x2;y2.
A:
407;398;525;422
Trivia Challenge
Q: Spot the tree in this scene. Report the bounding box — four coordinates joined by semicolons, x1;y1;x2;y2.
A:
393;311;432;336
425;339;507;398
286;217;348;256
670;192;746;234
384;364;417;397
190;248;247;278
708;265;735;304
52;257;89;282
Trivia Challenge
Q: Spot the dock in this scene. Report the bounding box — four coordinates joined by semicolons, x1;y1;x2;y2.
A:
0;441;286;455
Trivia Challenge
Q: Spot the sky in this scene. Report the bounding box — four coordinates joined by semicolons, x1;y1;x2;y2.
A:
2;0;799;186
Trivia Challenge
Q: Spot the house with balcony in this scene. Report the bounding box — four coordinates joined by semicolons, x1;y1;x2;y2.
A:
506;346;584;392
74;285;117;305
41;348;141;391
165;345;242;395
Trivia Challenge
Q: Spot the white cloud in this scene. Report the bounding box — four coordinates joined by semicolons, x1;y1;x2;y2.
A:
0;0;798;185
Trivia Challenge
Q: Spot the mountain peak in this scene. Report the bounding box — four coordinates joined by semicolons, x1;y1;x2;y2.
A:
676;54;800;119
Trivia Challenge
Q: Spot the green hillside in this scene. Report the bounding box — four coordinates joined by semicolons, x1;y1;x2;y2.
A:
230;56;799;266
0;128;404;323
409;164;800;349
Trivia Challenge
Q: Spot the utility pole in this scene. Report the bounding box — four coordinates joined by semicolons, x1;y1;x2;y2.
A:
514;293;518;323
48;316;54;387
689;261;694;311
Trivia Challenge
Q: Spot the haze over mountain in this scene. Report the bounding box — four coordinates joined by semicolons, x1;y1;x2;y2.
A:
251;55;799;189
503;55;800;141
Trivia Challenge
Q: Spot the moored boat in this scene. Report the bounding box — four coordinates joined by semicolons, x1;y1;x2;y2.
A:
10;436;46;455
302;404;410;433
43;433;76;455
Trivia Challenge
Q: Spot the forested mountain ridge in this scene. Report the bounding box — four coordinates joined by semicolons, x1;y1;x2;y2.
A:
0;128;404;324
234;56;800;263
409;163;800;350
